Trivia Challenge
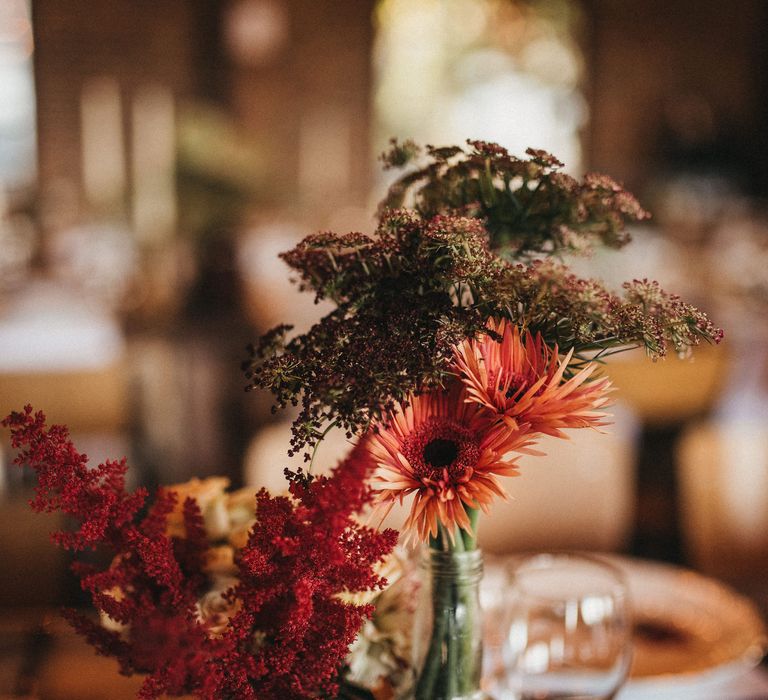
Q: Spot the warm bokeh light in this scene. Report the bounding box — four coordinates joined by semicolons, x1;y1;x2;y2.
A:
0;0;36;192
373;0;586;171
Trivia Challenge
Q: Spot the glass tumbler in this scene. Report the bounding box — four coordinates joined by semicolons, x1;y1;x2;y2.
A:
502;553;632;700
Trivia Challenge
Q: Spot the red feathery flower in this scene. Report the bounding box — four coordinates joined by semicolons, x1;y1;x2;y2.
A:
230;441;398;699
2;406;397;699
366;383;538;543
453;318;613;438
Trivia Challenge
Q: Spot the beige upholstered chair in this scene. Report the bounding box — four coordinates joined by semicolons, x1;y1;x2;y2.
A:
678;420;768;579
605;345;728;425
477;408;638;554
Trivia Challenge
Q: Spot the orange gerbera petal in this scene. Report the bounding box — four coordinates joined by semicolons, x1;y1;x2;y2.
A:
453;318;613;438
366;382;535;544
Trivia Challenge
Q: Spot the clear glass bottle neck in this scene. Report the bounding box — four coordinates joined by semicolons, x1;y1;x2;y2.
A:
422;547;484;583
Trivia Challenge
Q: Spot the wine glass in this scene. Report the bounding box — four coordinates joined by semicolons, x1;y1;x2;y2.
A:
501;552;632;700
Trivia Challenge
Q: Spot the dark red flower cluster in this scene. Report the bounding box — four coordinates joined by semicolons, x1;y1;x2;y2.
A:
226;439;398;699
245;176;722;455
3;406;397;699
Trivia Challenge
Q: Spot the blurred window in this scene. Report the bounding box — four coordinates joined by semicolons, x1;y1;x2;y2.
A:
373;0;586;172
0;0;36;194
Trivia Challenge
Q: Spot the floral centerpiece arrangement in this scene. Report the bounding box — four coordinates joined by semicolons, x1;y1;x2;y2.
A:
5;140;721;699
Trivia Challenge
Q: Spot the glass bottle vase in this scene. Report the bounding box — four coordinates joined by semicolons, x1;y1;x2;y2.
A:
409;547;490;700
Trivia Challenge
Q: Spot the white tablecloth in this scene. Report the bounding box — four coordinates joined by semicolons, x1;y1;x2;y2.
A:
0;281;123;372
618;667;768;699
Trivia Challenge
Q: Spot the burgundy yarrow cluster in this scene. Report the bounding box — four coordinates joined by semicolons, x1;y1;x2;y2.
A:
243;142;722;458
3;406;396;699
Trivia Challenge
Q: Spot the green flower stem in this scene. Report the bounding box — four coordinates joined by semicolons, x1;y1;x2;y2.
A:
415;562;449;698
452;526;466;552
416;527;451;698
458;507;480;695
461;508;479;551
307;420;338;474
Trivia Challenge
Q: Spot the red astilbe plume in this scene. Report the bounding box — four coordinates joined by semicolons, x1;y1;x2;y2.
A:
225;439;399;699
2;406;228;698
3;406;397;699
3;405;147;550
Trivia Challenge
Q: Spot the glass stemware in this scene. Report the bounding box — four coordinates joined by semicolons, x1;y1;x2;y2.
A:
501;552;632;700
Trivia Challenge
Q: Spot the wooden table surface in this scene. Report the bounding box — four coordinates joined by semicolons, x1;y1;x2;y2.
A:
0;610;145;700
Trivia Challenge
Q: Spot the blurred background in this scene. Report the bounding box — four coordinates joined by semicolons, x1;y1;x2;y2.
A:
0;0;767;629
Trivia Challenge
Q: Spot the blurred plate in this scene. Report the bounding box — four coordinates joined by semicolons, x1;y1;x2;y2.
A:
608;556;767;694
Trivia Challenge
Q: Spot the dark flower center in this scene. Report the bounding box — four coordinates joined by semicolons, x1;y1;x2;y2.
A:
402;418;480;482
423;438;459;468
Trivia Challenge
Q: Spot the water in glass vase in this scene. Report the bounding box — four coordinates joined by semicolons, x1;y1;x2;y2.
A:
409;548;493;700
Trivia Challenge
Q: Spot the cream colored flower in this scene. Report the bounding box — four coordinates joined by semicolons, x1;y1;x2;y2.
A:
163;478;257;543
195;575;241;637
226;487;257;548
226;488;257;527
344;548;419;696
98;586;129;636
163;477;231;539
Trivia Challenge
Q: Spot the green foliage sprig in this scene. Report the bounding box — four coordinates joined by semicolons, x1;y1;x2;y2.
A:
380;139;651;259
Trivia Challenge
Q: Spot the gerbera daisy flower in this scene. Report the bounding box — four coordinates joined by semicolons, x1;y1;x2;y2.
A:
367;383;538;543
452;318;612;438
